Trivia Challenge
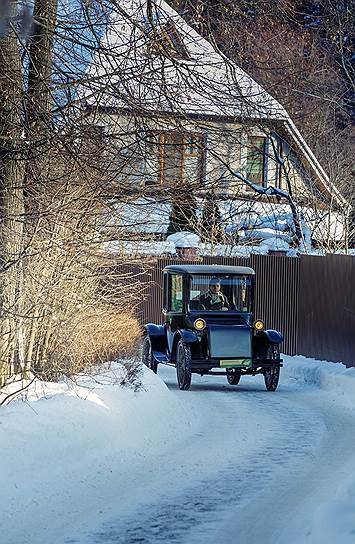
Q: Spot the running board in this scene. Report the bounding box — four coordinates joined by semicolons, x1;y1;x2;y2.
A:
153;351;169;364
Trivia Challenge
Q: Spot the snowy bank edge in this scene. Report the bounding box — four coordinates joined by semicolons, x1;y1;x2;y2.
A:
283;354;355;544
282;354;355;406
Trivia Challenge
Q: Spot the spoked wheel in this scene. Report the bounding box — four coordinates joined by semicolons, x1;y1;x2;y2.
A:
176;339;192;391
226;368;241;385
142;336;158;374
264;344;280;392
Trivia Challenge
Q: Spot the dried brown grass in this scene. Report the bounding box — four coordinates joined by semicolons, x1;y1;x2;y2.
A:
37;308;141;380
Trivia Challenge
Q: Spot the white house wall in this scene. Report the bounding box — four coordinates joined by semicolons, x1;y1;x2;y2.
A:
93;112;317;196
84;112;347;243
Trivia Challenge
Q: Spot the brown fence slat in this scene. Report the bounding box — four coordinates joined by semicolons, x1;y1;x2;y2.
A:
298;254;355;366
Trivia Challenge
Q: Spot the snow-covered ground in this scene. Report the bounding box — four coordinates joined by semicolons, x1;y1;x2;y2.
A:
1;356;355;544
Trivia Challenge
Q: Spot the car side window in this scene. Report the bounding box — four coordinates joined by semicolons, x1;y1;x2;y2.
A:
170;274;183;312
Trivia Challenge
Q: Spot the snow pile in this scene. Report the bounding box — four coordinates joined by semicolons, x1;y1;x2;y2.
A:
167;231;200;248
283;355;355;544
108;238;298;258
259;235;292;252
105;197;345;256
105;239;176;256
0;363;197;544
283;354;355;410
112;197;171;234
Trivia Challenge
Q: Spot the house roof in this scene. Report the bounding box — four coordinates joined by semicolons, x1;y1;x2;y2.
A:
83;0;348;210
84;0;288;120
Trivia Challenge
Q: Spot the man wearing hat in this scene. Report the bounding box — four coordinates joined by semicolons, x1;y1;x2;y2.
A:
198;277;230;311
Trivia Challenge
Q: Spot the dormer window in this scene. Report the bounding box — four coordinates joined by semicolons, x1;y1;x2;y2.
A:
147;19;190;60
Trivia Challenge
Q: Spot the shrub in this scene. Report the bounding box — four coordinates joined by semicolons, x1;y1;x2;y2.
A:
36;308;141;381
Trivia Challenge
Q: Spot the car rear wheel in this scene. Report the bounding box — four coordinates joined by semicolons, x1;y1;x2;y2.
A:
226;368;241;385
142;335;158;374
176;339;192;391
264;344;280;391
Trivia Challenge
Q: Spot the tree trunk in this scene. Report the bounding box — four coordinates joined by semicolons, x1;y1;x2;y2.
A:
26;0;58;207
0;0;26;373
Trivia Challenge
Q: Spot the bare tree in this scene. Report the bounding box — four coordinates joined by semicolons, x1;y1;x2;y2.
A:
0;0;351;390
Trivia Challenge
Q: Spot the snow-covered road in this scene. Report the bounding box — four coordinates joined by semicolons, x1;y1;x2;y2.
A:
1;356;355;544
86;364;355;544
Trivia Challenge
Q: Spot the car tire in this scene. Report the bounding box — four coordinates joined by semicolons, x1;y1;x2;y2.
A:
226;368;241;385
142;335;158;374
264;344;280;392
176;339;192;391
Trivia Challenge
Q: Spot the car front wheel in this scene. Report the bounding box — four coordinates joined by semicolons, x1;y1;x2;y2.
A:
226;368;241;385
264;344;280;391
142;335;158;374
176;339;192;390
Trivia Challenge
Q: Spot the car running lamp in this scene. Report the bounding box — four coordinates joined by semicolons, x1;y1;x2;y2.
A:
194;318;206;331
254;319;265;332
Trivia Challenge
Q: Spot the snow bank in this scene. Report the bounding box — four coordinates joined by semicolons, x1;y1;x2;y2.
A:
283;355;355;544
1;356;355;543
283;354;355;410
0;363;197;544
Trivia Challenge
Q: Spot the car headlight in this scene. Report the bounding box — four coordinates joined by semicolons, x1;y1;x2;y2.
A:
254;319;265;331
194;318;206;331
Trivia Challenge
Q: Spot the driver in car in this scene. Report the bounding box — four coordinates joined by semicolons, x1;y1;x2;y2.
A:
198;277;230;311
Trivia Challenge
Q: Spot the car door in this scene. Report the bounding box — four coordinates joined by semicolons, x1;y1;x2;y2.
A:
165;273;184;354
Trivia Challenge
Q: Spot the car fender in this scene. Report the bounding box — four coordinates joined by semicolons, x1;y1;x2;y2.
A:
171;329;199;361
253;329;283;357
263;329;283;344
144;323;167;352
180;328;199;344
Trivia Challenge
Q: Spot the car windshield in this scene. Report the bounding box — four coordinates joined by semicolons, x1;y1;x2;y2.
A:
188;274;252;312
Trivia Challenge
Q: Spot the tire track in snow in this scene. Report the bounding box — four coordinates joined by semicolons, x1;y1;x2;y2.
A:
86;373;329;544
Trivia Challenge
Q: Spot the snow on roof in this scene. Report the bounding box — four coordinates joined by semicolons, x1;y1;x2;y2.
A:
113;197;171;234
112;197;345;242
240;228;293;245
84;0;288;120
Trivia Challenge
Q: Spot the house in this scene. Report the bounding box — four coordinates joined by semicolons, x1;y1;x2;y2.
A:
80;0;349;250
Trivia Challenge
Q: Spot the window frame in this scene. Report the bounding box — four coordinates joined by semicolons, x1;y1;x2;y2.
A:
275;138;283;189
245;136;268;188
145;130;206;186
187;274;253;314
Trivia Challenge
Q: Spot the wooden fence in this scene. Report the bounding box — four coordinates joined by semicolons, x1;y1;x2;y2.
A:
117;253;355;367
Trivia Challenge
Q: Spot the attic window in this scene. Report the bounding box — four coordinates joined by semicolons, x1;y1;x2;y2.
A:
147;19;190;60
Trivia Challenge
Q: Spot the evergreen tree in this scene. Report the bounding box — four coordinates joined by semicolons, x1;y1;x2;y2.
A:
166;189;198;237
200;190;223;242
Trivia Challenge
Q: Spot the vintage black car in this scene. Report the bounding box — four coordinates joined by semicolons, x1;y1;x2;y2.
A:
142;264;283;391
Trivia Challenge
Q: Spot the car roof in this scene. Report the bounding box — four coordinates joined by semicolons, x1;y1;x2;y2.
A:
163;264;255;275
